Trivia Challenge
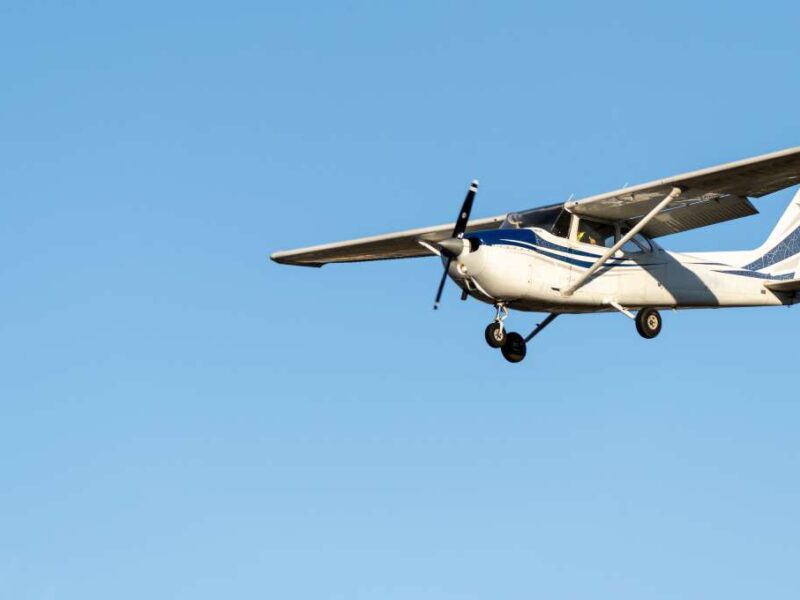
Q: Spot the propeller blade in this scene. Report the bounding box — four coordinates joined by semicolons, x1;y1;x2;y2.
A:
452;179;479;237
433;258;451;310
432;179;478;310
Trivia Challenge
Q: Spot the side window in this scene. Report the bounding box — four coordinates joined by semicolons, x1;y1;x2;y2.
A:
576;219;615;247
619;227;652;253
551;210;571;238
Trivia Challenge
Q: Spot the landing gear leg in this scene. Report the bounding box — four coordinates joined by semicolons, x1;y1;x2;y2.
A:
524;313;559;343
486;306;558;363
498;313;560;364
635;308;662;339
484;304;509;348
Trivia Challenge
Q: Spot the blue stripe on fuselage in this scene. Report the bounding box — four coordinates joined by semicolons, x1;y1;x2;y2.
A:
465;228;639;269
469;229;611;259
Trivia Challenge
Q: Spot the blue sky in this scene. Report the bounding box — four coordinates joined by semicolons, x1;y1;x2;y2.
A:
2;1;800;598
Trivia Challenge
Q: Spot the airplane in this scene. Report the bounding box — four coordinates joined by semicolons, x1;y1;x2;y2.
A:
271;147;800;363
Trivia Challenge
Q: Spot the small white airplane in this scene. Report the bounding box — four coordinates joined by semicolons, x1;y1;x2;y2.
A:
272;147;800;363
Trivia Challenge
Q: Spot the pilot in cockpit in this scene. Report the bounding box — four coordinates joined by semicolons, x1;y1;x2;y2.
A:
577;222;599;245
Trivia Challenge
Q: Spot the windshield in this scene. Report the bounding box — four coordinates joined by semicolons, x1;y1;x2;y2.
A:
501;205;570;237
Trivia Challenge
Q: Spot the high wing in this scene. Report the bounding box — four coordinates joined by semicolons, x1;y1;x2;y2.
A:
272;147;800;267
566;146;800;238
271;214;506;267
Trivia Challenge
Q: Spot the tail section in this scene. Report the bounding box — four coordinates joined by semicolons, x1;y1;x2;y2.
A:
742;189;800;279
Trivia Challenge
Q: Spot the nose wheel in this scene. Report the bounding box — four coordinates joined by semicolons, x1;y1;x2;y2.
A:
484;304;510;348
485;322;507;348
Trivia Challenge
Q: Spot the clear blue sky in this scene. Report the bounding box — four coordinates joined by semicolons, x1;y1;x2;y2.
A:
2;2;799;598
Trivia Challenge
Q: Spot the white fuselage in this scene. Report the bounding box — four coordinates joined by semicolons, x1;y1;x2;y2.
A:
450;227;793;313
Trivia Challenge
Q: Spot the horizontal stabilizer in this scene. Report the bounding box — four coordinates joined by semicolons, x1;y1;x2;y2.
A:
764;279;800;293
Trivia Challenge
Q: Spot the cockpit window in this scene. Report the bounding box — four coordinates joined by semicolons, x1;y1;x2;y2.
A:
618;226;653;253
501;205;570;238
552;210;571;238
577;219;615;247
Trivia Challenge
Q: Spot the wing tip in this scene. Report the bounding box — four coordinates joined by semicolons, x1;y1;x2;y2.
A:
270;252;324;268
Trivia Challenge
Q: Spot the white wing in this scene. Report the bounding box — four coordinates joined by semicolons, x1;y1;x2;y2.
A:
566;146;800;237
271;214;506;267
272;147;800;267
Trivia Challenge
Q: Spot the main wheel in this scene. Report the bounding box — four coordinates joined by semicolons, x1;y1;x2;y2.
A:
635;308;662;339
485;322;507;348
501;332;527;363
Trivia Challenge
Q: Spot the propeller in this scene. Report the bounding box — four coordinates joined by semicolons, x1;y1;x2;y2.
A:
433;179;479;309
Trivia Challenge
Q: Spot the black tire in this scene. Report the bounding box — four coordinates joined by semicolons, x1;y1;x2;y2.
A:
485;322;507;348
635;308;662;339
501;332;527;363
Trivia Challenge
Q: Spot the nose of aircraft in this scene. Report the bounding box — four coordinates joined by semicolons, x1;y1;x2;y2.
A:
438;238;485;282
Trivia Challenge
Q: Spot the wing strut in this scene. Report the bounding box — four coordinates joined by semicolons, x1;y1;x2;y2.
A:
562;186;683;296
524;313;559;343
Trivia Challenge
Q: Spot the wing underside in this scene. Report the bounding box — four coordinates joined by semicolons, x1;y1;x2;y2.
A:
640;194;758;237
270;215;506;267
567;146;800;237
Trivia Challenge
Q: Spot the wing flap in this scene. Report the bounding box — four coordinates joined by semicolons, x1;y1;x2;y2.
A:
633;194;758;238
270;214;506;267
